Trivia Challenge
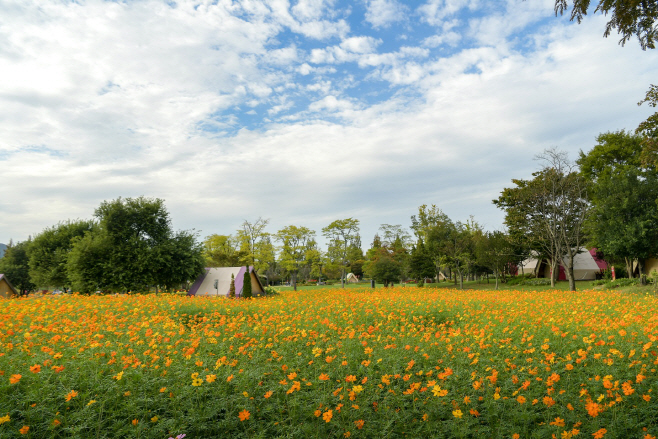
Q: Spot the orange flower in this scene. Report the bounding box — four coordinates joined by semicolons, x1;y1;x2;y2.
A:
205;374;217;383
29;364;41;374
345;375;356;382
238;409;250;421
323;410;333;423
9;374;21;384
132;419;138;426
65;390;78;402
550;417;565;427
354;419;365;429
319;373;330;381
264;390;273;398
516;396;526;404
19;426;29;435
593;428;607;438
512;435;520;439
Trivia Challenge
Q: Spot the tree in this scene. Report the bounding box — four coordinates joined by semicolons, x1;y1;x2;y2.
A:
578;130;658;280
29;220;95;290
409;238;435;284
549;0;658;49
229;273;236;298
440;219;478;290
275;225;316;291
364;248;403;287
494;149;589;290
475;231;517;289
410;205;454;283
0;240;35;294
322;218;360;288
243;268;252;298
236;218;273;273
202;234;246;267
637;84;658;166
67;197;204;293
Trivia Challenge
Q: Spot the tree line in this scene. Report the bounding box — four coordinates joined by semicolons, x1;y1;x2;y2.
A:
1;128;658;294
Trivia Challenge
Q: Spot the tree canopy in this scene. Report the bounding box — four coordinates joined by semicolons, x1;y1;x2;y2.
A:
552;0;658;49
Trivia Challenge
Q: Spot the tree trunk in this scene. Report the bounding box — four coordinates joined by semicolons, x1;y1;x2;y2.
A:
639;259;647;285
459;271;464;290
562;251;576;291
495;270;499;290
293;272;297;292
341;267;345;288
625;257;633;279
550;259;558;288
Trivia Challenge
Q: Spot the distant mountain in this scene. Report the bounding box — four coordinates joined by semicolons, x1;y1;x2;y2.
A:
0;243;6;258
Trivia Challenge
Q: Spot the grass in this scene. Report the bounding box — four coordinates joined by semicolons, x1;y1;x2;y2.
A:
1;287;658;438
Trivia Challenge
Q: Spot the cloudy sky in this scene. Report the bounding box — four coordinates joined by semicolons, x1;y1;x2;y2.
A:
1;0;656;249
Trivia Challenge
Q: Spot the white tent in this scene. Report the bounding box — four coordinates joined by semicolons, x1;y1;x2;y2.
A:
519;249;605;280
188;266;265;297
346;273;359;283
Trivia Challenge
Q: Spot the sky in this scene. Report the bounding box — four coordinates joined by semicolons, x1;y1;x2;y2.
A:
1;0;657;250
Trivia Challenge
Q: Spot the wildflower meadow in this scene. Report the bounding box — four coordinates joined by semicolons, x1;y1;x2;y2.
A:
1;287;657;438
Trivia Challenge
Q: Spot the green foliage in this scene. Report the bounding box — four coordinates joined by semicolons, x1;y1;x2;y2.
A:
579;131;658;273
243;268;252;299
66;197;205;293
202;234;246;267
552;0;658;49
275;225;317;291
322;218;360;286
28;219;95;289
364;248;403;286
0;241;34;294
229;273;236;298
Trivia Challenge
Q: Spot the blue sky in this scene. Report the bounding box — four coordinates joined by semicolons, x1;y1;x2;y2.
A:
1;0;657;249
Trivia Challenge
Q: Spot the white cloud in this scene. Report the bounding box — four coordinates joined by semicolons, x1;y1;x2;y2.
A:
418;0;479;26
1;0;657;250
364;0;406;29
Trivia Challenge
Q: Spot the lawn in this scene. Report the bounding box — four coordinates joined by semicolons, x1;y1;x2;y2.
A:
1;287;657;438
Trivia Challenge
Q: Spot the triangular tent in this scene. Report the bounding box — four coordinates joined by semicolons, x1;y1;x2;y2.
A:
519;248;606;281
188;266;265;297
0;274;18;298
345;273;359;283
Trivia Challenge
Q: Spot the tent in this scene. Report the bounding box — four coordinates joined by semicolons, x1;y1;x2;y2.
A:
188;266;265;297
520;249;606;281
345;273;359;283
0;274;18;298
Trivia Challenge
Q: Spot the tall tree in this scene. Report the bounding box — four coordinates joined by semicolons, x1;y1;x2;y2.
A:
578;130;658;280
410;205;453;282
409;238;435;284
495;149;589;290
322;218;360;288
202;234;246;267
275;225;316;291
475;230;517;290
236;217;271;271
29;220;95;290
67;197;204;293
0;240;35;294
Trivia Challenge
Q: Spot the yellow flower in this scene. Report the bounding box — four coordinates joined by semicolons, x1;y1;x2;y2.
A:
151;416;158;422
87;400;97;406
113;371;124;380
452;409;463;419
0;414;9;424
192;378;203;386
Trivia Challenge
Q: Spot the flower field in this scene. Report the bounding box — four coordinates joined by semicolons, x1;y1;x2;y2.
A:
1;288;658;438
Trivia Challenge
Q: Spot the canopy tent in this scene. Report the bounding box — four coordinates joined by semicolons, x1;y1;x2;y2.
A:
188;266;265;297
520;248;607;281
345;273;360;283
0;274;18;298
